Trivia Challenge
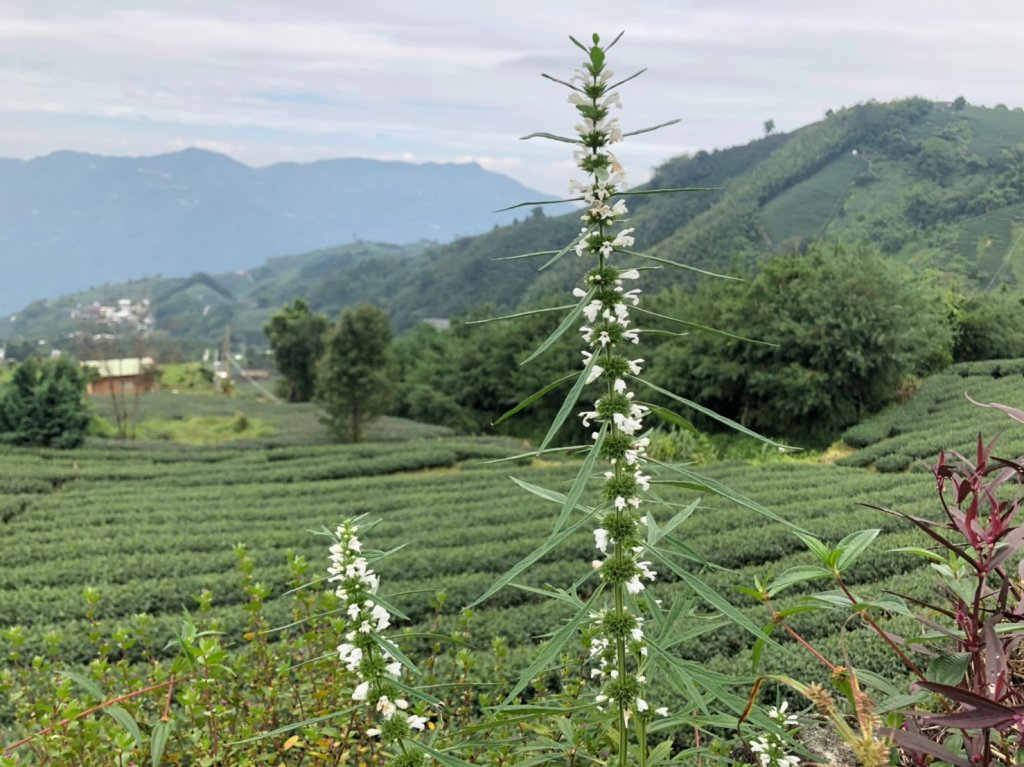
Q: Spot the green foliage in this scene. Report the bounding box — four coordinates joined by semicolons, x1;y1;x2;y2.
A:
0;356;91;448
316;304;395;442
650;243;955;447
263;298;329;402
952;289;1024;361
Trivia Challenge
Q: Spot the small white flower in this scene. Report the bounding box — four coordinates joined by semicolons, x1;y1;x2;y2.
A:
376;695;397;719
352;681;370;701
636;697;648;713
408;714;428;731
655;706;669;717
366;727;381;738
618;269;640;281
386;661;402;678
594;527;609;553
626;576;644;594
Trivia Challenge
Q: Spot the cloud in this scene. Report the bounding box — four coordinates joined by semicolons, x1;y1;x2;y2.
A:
0;0;1022;196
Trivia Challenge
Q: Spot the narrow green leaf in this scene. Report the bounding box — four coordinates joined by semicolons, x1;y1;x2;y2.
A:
492;373;576;427
540;72;583;92
468;508;598;608
766;565;832;597
518;132;580;145
567;35;589;54
835;529;880;571
104;706;142;749
632;306;774;345
509;476;586;509
538;351;600;452
540;228;588;271
889;545;947;563
619;248;740;280
362;591;409;622
550;426;605;537
603;30;625;50
617;186;719;197
57;669;104;700
494;194;582;211
481;444;589;465
508;582;587;609
622;118;681;137
645;457;807;532
150;720;171;767
642;402;697;433
465;305;573;325
633;378;794;450
520;290;593;367
374;633;422;677
751;624;776;672
493;249;561;261
608;67;647;90
649;548;780;648
646;498;699;546
501;586;604;707
231;708;354;744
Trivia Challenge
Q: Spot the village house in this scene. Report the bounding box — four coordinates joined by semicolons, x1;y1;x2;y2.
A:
80;357;159;396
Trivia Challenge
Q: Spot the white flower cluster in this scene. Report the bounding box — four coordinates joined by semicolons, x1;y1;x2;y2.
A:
328;520;428;740
748;701;801;767
565;40;666;724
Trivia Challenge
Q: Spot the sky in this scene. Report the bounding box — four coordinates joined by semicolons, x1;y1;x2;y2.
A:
2;1;1023;195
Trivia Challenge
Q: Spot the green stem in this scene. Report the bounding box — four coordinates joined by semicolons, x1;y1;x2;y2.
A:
637;717;648;767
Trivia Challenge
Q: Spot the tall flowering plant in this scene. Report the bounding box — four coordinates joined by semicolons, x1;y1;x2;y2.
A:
471;32;798;766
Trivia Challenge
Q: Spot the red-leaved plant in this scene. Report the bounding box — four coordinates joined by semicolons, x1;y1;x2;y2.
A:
749;399;1024;767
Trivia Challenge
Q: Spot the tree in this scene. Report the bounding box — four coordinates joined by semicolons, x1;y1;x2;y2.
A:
952;95;967;110
264;299;329;402
0;356;91;448
649;244;955;447
763;118;775;136
316;305;394;442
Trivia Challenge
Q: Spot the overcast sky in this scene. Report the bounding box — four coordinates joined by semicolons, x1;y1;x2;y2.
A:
2;1;1022;195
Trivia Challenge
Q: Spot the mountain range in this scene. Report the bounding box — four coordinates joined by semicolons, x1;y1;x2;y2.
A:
0;149;545;314
6;98;1024;348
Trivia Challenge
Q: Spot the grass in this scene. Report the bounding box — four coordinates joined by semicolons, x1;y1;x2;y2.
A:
130;414;275;445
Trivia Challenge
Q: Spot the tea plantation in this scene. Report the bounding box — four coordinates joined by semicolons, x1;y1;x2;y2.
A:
1;373;1021;754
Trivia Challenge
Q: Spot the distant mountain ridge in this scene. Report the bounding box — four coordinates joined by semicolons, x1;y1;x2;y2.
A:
8;98;1024;348
0;148;546;313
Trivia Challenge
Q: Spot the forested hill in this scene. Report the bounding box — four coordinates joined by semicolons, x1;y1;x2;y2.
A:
9;97;1024;346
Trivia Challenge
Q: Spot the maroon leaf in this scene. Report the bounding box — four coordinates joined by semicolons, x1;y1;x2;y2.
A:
983;616;1008;698
882;728;971;767
914;681;1023;729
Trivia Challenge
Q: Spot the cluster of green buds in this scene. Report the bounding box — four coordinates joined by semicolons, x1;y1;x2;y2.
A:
560;33;667;727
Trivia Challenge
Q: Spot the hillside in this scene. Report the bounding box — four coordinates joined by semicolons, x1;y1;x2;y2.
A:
7;98;1024;347
0;149;545;314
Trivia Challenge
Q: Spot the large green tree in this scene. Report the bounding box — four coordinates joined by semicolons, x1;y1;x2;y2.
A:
649;244;956;447
0;356;91;448
316;304;394;442
264;299;329;402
